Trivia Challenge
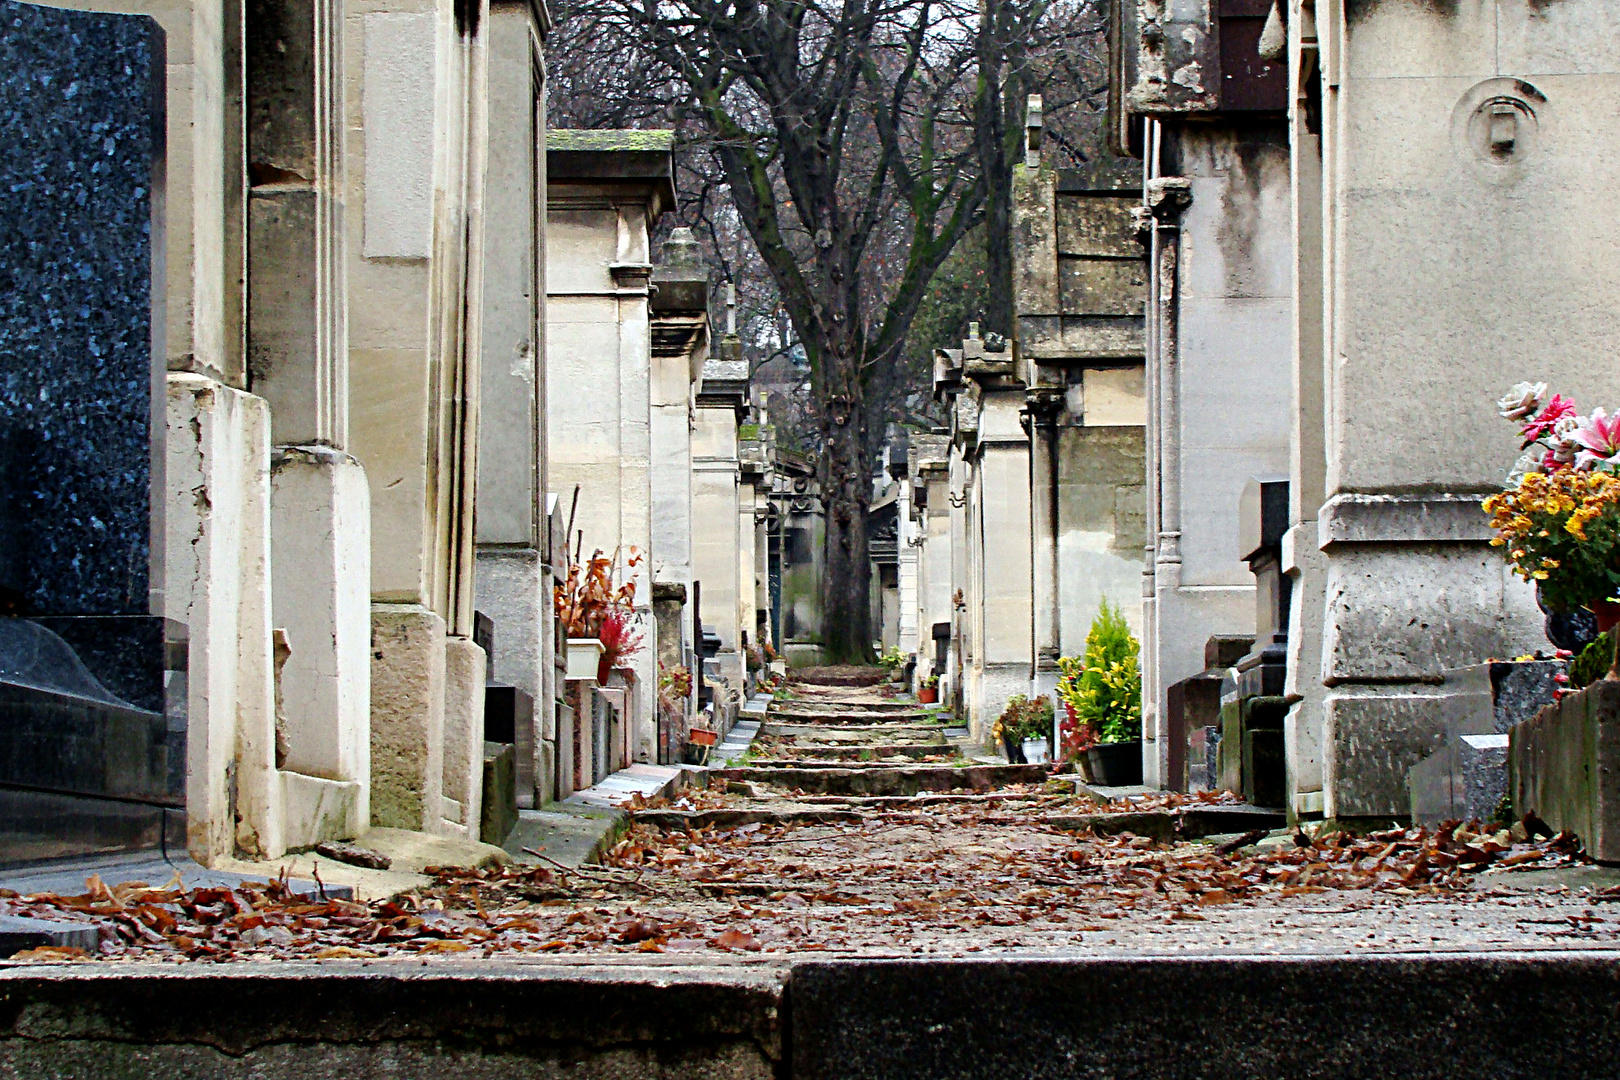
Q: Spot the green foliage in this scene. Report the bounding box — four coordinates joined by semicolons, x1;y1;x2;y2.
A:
1056;600;1142;744
877;646;907;671
904;226;990;382
1570;631;1614;690
1492;793;1514;829
993;694;1053;744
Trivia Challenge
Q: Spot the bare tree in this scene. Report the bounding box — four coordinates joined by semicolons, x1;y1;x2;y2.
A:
550;0;1101;663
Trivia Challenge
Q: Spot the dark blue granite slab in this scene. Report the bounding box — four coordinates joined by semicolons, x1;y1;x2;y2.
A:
0;0;165;618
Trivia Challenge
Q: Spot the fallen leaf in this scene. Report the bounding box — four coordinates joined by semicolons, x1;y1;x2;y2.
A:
711;928;762;952
8;945;89;961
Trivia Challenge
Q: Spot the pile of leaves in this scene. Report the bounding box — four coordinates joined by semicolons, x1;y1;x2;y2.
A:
0;814;1595;963
0;872;515;961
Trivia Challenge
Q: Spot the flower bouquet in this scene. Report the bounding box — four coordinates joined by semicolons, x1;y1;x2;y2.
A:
1487;384;1620;643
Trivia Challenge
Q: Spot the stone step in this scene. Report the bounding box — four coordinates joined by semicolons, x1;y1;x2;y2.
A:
739;757;963;770
749;743;960;761
709;763;1067;797
761;723;948;743
768;710;937;725
633;803;1280;840
771;700;930;714
563;763;689;812
0;850;353;904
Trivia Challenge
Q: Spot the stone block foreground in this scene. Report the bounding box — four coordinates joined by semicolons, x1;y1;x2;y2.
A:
5;953;1620;1078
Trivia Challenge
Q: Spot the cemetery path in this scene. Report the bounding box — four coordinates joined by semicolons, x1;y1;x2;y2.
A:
6;675;1620;963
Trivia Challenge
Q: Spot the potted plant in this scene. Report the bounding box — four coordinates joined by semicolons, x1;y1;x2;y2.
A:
684;725;718;764
555;545;646;684
918;674;939;705
1488;383;1620;671
993;694;1052;764
1058;600;1142;786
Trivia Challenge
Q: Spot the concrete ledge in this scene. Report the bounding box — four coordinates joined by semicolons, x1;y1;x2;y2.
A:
1318;493;1498;547
791;953;1620;1080
0;961;786;1079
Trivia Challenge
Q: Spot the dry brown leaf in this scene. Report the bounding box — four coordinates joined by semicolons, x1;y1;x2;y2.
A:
8;945;90;961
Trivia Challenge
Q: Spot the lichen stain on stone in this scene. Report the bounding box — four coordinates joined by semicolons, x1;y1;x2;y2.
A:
1215;139;1270;298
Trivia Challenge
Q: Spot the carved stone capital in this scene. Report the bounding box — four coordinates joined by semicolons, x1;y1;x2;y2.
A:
1146;177;1193;222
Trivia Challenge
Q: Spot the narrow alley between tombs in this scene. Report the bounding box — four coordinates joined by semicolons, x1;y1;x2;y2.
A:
8;0;1620;1073
5;669;1616;966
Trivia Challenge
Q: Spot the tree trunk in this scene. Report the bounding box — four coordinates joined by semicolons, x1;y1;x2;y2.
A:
976;0;1015;341
819;388;872;664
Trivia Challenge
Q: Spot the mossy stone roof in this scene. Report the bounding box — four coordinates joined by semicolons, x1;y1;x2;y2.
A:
547;129;675;152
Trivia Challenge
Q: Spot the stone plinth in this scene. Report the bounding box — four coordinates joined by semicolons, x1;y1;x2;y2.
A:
368;605;446;833
269;447;371;841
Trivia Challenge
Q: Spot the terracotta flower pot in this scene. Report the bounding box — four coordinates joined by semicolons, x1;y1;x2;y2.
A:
918;686;938;704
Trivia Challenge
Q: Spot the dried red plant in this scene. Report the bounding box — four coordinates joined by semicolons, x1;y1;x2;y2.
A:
596;607;645;683
554;547;641;639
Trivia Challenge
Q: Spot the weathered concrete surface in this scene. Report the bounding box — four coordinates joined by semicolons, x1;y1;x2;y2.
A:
792;953;1620;1080
0;961;786;1079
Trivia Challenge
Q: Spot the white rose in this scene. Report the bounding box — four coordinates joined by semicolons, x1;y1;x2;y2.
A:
1498;381;1548;421
1547;415;1581;462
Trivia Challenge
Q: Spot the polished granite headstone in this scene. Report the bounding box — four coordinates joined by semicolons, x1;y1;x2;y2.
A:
0;0;164;618
0;0;178;863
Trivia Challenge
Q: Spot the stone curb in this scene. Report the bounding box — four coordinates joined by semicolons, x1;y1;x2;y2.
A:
0;961;787;1077
5;952;1620;1078
791;952;1620;1079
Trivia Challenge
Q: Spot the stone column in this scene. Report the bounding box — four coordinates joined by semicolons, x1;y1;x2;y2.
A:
346;0;490;837
474;0;548;806
247;0;373;848
1025;388;1064;699
1303;1;1620;821
611;255;658;762
1141;175;1189;787
167;377;282;861
692;359;747;708
1283;6;1329;819
966;377;1033;741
